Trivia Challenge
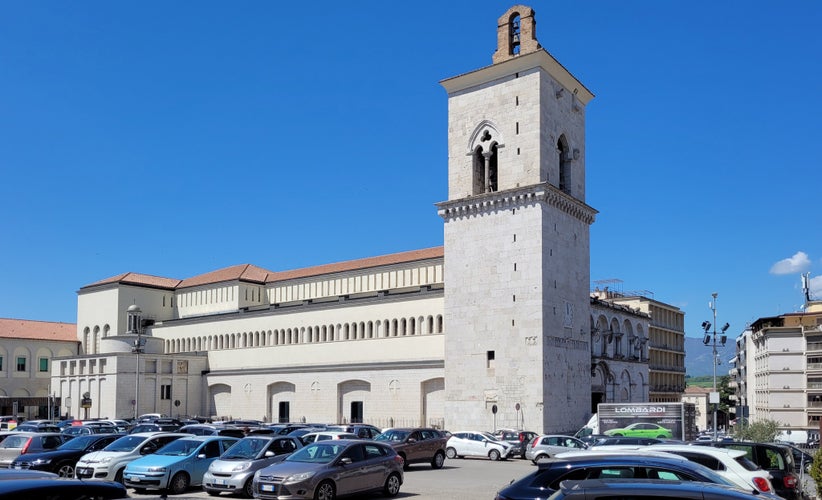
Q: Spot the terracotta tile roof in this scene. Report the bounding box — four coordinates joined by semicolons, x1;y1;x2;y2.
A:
178;264;273;289
0;318;77;342
267;246;444;283
83;272;181;290
81;247;445;291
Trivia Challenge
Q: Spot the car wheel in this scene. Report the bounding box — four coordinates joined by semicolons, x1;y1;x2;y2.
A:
532;454;547;465
114;468;124;484
657;435;667;438
169;471;190;495
431;451;445;469
56;462;75;478
243;477;254;498
314;480;336;500
383;472;401;497
446;447;457;459
489;449;501;461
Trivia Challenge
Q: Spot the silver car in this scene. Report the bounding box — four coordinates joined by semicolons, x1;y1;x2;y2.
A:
525;434;587;463
203;435;302;498
253;440;403;500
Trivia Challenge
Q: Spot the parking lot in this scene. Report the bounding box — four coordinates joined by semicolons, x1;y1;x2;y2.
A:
132;455;536;499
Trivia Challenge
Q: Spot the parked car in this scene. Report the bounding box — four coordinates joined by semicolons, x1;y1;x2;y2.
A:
12;423;62;433
179;424;246;438
0;476;128;499
253;440;403;499
374;427;448;469
524;434;587;464
648;444;775;495
694;441;800;500
75;432;187;482
300;431;358;444
0;432;68;468
545;478;767;500
326;424;382;439
446;431;514;461
603;423;673;438
128;421;182;434
493;451;739;500
10;433;120;477
589;436;664;446
123;434;238;494
203;435;303;498
495;430;538;459
779;442;814;473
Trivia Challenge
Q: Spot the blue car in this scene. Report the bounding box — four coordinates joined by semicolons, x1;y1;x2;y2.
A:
122;435;238;494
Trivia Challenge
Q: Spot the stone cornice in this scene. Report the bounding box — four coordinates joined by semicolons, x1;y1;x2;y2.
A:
436;183;597;225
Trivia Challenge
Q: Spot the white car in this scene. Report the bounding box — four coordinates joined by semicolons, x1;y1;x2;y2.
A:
525;434;588;463
300;431;358;444
649;444;776;496
74;432;186;482
446;431;513;461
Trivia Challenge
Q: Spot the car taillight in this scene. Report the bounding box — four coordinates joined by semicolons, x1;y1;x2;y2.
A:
20;437;32;454
752;477;771;492
783;473;798;489
530;437;539;449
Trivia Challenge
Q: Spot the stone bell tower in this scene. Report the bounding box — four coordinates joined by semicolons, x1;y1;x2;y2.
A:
438;5;597;433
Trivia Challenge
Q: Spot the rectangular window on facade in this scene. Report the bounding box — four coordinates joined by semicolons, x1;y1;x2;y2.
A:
0;356;3;371
16;357;26;372
487;350;496;369
278;401;290;423
39;357;48;372
160;384;172;400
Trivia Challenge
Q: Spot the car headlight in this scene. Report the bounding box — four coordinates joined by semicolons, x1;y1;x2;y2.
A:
285;471;316;483
100;457;113;464
32;458;52;465
147;467;167;473
231;461;252;472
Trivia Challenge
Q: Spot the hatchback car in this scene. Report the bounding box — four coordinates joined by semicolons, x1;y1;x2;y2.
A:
253;440;403;500
446;431;514;461
647;444;775;495
123;434;238;494
493;452;738;500
0;431;68;468
203;435;303;498
326;424;382;439
75;431;187;482
300;431;358;445
524;434;587;464
10;433;120;477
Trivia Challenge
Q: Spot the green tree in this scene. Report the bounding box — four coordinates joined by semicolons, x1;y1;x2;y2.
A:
810;448;822;497
734;419;781;442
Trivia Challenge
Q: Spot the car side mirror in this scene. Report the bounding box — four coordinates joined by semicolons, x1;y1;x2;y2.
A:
197;453;206;459
339;457;353;465
407;438;417;443
264;451;275;457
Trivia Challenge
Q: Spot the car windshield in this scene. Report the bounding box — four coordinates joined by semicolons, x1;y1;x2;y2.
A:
58;435;97;450
104;435;144;452
375;430;410;442
221;438;268;460
286;443;344;464
156;439;202;456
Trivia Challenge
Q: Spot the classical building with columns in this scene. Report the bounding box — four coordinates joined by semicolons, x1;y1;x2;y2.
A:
52;5;661;432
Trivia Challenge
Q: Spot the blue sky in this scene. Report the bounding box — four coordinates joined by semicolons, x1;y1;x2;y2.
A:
1;1;820;343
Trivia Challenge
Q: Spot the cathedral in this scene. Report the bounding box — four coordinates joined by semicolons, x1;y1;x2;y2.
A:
53;6;655;433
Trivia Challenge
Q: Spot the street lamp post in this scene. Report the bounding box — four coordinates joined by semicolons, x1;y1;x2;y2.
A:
127;305;145;420
703;293;730;441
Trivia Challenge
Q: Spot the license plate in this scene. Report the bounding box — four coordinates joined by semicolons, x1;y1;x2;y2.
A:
216;479;226;485
130;476;140;482
261;484;275;492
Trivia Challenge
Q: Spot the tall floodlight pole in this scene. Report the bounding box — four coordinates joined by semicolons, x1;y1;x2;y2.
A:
128;305;144;421
703;293;729;442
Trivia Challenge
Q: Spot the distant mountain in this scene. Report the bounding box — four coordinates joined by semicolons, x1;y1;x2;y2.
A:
684;336;736;378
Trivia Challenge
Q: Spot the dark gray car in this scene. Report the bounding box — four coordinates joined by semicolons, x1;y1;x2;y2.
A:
0;432;68;468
